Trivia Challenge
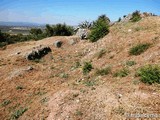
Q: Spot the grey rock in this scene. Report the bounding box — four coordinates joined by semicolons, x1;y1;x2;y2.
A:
54;41;63;48
26;45;51;60
76;28;88;40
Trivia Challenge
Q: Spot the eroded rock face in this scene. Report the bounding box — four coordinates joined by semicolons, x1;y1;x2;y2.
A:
26;45;51;60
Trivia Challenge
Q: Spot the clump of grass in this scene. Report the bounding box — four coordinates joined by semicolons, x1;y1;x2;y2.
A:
16;86;24;90
95;66;111;76
83;80;96;87
74;61;81;69
97;49;106;59
82;62;93;75
126;61;136;66
1;100;11;107
59;73;69;78
75;110;83;116
136;65;160;84
113;68;130;77
129;43;151;55
11;107;28;120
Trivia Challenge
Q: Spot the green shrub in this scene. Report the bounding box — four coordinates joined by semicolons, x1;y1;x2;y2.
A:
129;43;151;55
136;65;160;84
113;68;130;77
96;67;111;76
83;62;93;74
89;15;109;42
130;10;142;22
11;107;28;120
126;61;136;66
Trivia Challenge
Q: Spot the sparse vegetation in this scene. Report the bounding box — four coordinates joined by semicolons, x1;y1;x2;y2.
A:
129;43;151;55
126;61;136;66
95;66;111;76
11;107;28;120
75;110;83;116
59;73;69;78
82;62;93;75
113;68;130;77
1;100;11;107
136;65;160;84
83;80;96;86
89;15;109;42
130;10;142;22
97;49;106;59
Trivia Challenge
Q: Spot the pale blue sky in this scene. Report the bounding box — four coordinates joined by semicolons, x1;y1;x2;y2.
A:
0;0;159;25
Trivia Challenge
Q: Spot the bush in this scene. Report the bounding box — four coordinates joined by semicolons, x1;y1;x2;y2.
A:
136;65;160;84
130;10;142;22
126;61;136;66
113;68;130;77
129;43;151;55
89;15;109;42
83;62;93;75
96;67;111;76
11;107;28;119
52;23;74;36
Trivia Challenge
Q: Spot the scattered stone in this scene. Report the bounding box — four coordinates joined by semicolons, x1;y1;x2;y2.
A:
128;29;132;32
26;45;51;60
16;52;21;55
54;41;63;48
26;66;33;71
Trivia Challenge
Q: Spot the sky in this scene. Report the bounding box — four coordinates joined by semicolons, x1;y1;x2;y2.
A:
0;0;159;25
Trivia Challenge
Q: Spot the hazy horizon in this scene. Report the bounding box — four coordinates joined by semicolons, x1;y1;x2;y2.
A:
0;0;160;25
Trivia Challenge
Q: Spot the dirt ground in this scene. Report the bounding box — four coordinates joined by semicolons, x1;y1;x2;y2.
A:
0;16;160;120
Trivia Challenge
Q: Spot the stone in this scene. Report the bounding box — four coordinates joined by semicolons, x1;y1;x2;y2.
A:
26;66;33;71
54;41;62;48
76;28;89;40
26;45;51;60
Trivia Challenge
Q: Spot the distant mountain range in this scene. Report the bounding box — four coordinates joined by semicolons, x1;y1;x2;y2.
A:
0;21;45;27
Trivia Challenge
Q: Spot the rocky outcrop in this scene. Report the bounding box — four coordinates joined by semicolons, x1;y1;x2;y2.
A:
26;45;51;60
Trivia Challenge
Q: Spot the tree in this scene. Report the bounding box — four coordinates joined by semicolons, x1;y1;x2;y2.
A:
30;28;43;35
45;24;54;37
130;10;142;22
89;15;109;42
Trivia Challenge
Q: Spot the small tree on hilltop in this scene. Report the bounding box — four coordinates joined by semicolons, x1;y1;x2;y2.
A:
130;10;142;22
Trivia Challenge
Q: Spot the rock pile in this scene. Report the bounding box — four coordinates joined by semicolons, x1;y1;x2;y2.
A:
26;45;51;60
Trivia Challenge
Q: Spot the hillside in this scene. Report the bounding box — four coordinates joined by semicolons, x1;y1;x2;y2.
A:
0;16;160;120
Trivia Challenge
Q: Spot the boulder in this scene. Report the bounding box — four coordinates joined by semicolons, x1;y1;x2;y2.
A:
26;45;51;60
54;41;63;48
76;28;89;40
